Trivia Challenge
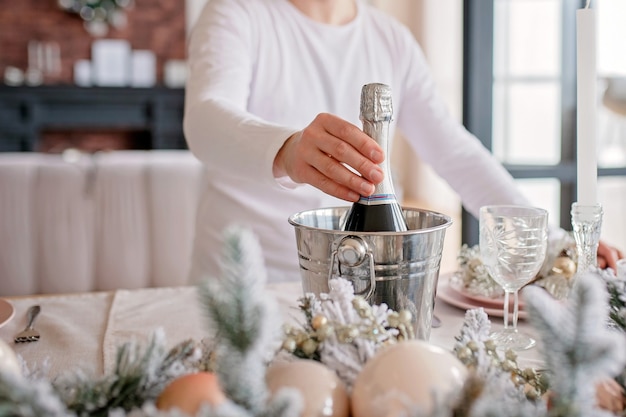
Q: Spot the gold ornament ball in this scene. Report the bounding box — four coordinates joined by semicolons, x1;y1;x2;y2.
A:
351;340;468;417
551;256;576;279
156;372;226;414
266;359;350;417
301;338;318;356
387;312;400;328
282;337;297;353
398;309;412;325
352;296;369;312
312;314;328;330
316;324;333;341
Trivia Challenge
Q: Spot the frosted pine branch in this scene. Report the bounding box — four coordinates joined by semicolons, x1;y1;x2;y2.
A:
196;225;282;415
522;272;626;417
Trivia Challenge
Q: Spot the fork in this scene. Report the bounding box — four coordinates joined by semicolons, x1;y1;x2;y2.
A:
14;305;41;343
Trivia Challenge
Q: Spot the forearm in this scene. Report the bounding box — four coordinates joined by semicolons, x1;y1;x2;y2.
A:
184;98;299;185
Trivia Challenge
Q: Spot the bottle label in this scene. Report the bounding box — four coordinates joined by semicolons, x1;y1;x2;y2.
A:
357;193;396;205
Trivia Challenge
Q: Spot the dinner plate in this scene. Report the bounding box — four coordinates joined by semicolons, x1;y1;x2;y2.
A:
437;274;527;319
447;279;525;309
0;298;15;328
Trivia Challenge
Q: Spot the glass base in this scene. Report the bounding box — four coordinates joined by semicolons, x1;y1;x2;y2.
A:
490;328;536;351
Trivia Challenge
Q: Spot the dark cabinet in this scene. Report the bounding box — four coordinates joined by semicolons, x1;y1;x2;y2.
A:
0;85;186;152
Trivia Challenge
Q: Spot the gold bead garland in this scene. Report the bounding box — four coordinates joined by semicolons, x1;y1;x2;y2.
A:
453;339;548;401
281;295;415;360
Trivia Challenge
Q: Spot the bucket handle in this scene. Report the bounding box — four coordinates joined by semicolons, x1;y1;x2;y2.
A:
328;236;376;301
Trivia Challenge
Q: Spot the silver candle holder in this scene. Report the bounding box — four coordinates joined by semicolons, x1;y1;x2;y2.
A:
570;202;603;276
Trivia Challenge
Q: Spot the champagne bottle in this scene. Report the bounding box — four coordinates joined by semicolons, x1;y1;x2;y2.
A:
343;83;408;232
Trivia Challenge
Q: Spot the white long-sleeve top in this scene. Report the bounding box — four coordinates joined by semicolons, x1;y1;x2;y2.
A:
184;0;530;283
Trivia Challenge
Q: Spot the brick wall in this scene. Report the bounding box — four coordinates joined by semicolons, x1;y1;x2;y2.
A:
0;0;186;85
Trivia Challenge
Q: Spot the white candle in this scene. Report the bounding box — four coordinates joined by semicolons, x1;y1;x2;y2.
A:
576;5;598;205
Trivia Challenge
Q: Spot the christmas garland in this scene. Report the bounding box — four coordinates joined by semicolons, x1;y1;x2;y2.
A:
454;238;626;334
453;228;579;301
1;226;625;417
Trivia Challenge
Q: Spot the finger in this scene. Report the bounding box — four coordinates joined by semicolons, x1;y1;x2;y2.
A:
597;242;621;270
312;151;376;197
320;138;385;185
318;131;384;184
596;379;626;413
297;123;381;195
315;114;385;184
298;163;362;202
319;113;385;163
605;250;620;271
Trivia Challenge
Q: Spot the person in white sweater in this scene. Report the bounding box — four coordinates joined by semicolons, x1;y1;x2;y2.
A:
184;0;622;283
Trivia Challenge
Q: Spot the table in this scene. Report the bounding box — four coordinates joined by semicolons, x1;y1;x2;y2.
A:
0;281;542;379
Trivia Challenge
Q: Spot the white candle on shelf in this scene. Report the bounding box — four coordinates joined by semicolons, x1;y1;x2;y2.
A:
576;2;598;205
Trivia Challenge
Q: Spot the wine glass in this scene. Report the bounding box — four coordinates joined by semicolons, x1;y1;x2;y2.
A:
479;205;548;351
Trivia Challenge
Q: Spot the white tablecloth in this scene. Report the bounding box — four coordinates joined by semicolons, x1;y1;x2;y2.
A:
0;282;542;379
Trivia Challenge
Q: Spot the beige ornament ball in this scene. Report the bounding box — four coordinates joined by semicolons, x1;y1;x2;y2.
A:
0;338;21;377
156;372;226;415
351;340;468;417
266;359;350;417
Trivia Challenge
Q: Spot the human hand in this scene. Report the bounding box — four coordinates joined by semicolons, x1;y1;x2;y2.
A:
597;240;624;270
273;113;385;202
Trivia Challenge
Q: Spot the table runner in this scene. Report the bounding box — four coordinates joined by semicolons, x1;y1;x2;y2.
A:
103;283;544;371
0;282;542;380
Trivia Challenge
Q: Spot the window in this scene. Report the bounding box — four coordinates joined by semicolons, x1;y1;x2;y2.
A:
463;0;626;253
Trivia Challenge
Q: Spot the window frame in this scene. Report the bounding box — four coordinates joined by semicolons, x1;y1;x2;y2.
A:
461;0;626;246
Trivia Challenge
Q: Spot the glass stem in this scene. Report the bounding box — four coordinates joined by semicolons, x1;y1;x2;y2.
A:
512;290;519;329
503;291;510;329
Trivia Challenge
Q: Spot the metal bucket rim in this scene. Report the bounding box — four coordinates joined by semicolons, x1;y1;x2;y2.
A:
288;206;453;235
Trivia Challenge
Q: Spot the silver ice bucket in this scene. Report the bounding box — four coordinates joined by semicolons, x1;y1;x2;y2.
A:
288;206;452;340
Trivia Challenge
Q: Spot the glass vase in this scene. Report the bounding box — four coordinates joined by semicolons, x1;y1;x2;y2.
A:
570;202;603;276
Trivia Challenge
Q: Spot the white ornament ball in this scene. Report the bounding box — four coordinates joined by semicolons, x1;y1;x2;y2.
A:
266;359;350;417
0;338;21;377
351;340;467;417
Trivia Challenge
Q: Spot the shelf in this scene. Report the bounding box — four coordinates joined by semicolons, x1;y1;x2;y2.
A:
0;85;186;152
